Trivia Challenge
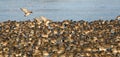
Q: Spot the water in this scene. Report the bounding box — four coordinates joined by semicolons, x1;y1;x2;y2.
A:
0;0;120;22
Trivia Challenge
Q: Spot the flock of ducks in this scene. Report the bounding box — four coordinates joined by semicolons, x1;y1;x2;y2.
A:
0;16;120;57
0;8;119;57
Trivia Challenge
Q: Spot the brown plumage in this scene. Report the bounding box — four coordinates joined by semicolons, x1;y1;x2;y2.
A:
20;8;32;17
116;15;120;20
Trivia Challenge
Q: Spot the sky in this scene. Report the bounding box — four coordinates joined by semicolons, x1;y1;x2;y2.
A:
0;0;120;21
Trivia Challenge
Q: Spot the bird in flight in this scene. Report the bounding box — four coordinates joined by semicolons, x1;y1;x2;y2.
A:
116;15;120;20
20;8;32;17
34;16;52;26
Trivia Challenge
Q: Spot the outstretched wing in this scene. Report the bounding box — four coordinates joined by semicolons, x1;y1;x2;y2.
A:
40;16;52;22
20;8;30;14
20;8;32;17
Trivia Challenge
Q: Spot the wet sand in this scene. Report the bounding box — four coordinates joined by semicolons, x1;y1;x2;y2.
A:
0;18;120;57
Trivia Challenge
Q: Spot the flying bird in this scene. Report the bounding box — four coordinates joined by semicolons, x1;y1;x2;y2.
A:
40;16;51;22
34;16;52;26
20;8;32;17
116;15;120;20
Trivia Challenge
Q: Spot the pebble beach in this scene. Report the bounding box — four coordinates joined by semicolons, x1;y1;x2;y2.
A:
0;17;120;57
